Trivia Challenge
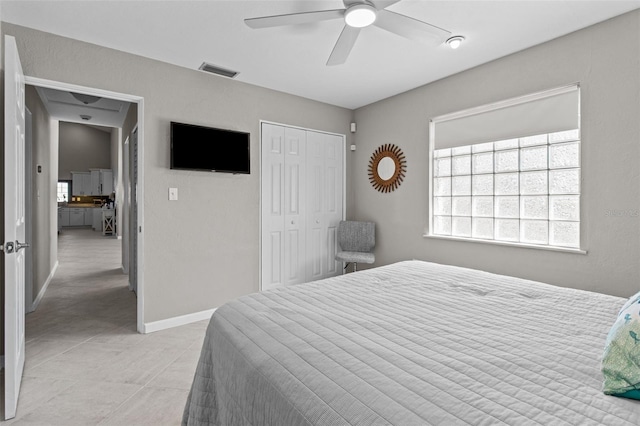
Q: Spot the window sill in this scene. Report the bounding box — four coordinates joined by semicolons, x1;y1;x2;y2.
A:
423;234;587;255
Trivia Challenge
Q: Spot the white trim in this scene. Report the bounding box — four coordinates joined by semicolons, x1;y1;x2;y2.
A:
424;234;587;255
32;261;58;311
431;83;580;124
24;76;139;103
135;118;146;335
143;308;216;334
25;106;34;314
24;75;146;334
259;119;346;138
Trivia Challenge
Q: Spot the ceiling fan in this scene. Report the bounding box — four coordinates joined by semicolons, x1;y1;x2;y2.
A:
245;0;452;66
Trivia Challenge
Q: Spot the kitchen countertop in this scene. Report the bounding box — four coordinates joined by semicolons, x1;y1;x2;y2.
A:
59;203;102;208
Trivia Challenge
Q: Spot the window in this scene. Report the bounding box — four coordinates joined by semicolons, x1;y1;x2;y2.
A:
430;85;581;250
57;181;70;203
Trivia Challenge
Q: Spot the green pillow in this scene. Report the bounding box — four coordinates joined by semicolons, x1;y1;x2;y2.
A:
602;293;640;399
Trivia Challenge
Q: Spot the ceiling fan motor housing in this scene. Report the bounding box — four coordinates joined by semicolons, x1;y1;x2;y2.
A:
344;2;377;28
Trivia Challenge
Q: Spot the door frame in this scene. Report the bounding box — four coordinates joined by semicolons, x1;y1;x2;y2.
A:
258;120;346;291
24;106;34;313
24;76;146;333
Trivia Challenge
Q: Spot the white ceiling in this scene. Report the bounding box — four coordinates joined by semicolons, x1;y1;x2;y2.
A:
5;1;640;109
35;87;131;128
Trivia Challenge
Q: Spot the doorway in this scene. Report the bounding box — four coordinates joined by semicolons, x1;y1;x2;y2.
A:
23;76;145;332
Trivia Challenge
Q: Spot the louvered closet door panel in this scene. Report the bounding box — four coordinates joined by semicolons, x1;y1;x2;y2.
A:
283;127;306;285
261;123;285;290
306;131;343;282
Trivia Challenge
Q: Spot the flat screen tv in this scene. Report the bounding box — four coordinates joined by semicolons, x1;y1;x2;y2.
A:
170;121;250;174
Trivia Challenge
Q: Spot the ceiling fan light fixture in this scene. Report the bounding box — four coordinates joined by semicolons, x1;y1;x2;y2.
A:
344;3;377;28
446;35;465;49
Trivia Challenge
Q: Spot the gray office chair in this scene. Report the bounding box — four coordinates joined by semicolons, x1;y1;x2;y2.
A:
335;220;375;272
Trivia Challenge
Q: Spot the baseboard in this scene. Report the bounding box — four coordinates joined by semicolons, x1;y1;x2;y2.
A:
143;307;216;334
32;261;59;311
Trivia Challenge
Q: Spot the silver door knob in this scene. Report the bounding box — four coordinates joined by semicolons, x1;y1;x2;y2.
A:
1;241;14;253
15;241;30;252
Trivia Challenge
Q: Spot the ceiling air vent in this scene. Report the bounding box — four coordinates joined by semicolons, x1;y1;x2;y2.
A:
80;115;92;121
198;62;239;79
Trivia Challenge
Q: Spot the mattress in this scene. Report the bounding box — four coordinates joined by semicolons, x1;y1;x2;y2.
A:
183;260;640;425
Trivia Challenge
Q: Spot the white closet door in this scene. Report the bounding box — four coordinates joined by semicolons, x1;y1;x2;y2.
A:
306;131;343;282
261;124;307;290
261;123;285;290
262;123;344;290
283;127;306;285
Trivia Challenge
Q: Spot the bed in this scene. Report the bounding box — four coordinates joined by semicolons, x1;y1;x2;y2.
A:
183;260;640;425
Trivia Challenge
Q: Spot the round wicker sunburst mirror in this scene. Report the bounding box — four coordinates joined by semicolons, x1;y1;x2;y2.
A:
368;144;407;193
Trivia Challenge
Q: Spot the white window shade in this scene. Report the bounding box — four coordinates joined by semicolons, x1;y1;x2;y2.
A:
433;85;579;149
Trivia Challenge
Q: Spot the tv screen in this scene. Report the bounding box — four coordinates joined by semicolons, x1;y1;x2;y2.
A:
170;122;250;174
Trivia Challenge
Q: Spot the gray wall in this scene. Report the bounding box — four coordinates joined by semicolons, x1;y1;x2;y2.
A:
2;23;353;324
25;85;59;303
58;121;111;180
352;11;640;297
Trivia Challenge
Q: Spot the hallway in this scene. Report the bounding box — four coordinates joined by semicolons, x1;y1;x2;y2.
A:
2;228;207;424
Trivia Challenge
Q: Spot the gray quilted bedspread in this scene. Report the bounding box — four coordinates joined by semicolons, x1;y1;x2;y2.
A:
183;260;640;425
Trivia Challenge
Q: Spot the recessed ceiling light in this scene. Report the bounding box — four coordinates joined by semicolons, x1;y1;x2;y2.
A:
345;3;377;28
446;36;465;50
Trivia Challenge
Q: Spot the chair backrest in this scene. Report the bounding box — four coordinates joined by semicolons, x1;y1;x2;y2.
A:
337;221;375;253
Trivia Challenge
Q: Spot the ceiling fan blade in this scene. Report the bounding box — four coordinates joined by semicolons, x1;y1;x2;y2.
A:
374;9;451;44
245;9;344;29
369;0;402;9
327;25;361;66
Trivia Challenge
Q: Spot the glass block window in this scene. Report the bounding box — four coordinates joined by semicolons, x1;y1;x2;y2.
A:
432;129;580;249
57;181;70;203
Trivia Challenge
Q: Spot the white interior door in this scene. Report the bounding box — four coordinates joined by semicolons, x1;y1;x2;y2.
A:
261;123;285;290
4;35;27;421
283;127;306;285
130;128;138;293
306;131;344;282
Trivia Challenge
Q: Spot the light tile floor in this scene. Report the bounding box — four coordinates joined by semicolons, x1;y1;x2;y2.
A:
1;228;207;425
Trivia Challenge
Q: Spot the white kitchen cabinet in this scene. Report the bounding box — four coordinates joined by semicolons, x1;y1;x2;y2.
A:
71;172;91;196
59;208;70;227
69;208;85;226
90;169;114;195
84;208;94;226
83;174;92;195
92;208;102;231
91;170;100;195
101;170;113;195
